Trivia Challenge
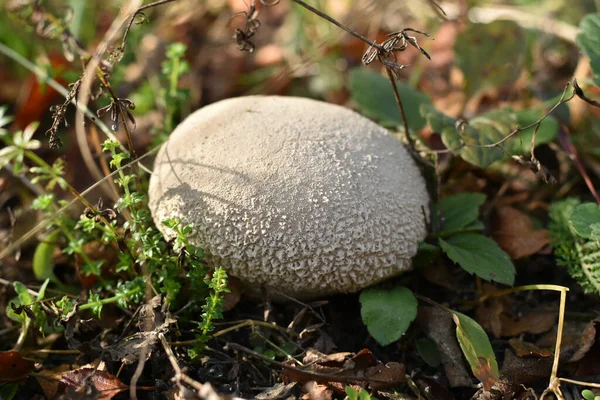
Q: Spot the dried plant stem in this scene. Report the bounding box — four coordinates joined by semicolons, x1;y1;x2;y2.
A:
289;0;381;50
0;42;114;141
420;81;575;156
97;73;137;158
385;67;415;150
158;332;208;395
120;0;180;52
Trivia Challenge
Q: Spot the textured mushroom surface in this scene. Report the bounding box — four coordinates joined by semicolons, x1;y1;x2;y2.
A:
148;96;430;298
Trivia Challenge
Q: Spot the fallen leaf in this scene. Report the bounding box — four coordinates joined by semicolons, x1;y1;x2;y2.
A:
58;368;128;400
365;361;405;390
499;310;557;337
302;381;333;400
508;338;553;358
0;350;36;382
283;348;403;390
256;382;297;400
492;206;551;259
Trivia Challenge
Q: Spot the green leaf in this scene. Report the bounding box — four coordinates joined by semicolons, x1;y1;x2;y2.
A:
435;192;486;233
360;286;418;346
576;14;600;86
33;230;60;281
415;337;441;367
455;20;527;96
510;110;558;153
7;281;34;323
452;311;499;390
348;68;431;131
569;203;600;239
420;105;518;167
439;233;515;285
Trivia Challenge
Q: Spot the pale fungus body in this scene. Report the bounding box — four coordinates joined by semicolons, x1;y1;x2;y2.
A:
148;96;430;298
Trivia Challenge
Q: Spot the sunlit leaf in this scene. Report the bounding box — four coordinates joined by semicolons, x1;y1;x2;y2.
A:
455;20;527;96
577;14;600;86
509;110;558;153
420;105;518;168
349;68;431;131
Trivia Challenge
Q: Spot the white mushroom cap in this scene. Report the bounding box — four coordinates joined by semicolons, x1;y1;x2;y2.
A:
148;96;429;298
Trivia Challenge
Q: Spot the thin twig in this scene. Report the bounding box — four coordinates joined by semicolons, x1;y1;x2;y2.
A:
120;0;180;52
420;80;575;155
159;332;207;394
385;67;415;150
226;342;408;386
289;0;381;50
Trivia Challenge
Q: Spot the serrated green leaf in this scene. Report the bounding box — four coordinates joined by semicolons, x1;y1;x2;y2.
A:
439;233;515;285
510;110;558;153
455;20;526;96
360;286;417;346
452;311;499;390
457;109;518;167
576;14;600;86
569;203;600;239
420;105;518;168
435;192;486;233
348;68;431;131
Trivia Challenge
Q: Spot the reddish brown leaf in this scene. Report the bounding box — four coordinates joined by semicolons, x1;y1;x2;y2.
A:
365;362;406;390
58;368;128;400
0;350;36;382
508;338;553;358
492;206;550;259
474;356;498;391
283;349;403;390
500;310;556;337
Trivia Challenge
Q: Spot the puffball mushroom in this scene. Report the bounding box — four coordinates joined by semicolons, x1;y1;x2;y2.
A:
148;96;430;298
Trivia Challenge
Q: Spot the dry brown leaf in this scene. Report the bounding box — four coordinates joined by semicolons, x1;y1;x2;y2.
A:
302;381;333;400
58;368;128;400
508;338;553;358
492;206;550;259
365;362;406;390
500;310;556;337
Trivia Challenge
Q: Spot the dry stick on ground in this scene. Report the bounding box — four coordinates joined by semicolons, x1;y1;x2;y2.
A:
158;332;229;398
226;342;408;387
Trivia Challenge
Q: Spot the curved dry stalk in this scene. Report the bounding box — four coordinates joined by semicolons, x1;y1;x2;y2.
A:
74;1;142;200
